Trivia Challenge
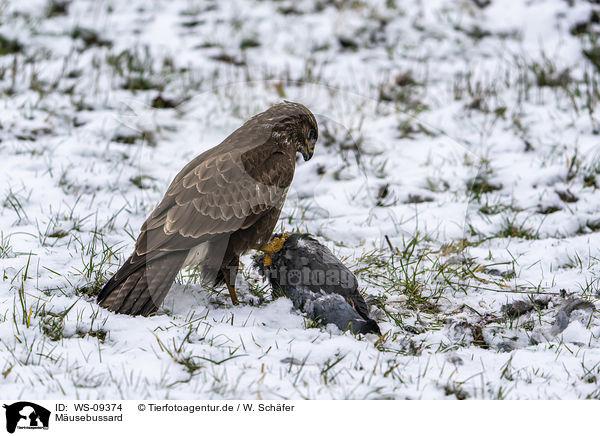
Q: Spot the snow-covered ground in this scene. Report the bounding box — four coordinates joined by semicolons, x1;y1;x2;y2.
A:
1;0;600;399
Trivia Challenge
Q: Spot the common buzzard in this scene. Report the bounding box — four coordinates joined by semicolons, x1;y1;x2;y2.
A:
97;101;318;315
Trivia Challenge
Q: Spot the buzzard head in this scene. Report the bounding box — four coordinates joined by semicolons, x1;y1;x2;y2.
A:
265;101;318;161
301;121;318;161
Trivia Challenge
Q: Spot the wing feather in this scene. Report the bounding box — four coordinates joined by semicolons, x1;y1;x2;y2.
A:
134;137;295;257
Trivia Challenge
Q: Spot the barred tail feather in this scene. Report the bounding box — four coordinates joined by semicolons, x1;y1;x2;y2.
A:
97;251;188;316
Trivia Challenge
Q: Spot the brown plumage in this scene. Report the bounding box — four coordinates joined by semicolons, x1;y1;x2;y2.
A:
98;101;318;315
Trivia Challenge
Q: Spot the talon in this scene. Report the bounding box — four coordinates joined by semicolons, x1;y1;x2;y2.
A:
259;233;290;267
262;233;290;254
263;253;273;267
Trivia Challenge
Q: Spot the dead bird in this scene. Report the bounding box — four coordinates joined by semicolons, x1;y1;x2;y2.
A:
550;297;595;335
502;297;549;318
253;233;381;335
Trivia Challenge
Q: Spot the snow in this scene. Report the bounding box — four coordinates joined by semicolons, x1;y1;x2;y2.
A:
0;0;600;399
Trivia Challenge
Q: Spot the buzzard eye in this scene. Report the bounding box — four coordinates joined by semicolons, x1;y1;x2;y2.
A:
308;129;317;141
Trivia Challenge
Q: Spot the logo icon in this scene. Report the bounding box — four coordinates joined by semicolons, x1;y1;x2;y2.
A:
3;402;50;433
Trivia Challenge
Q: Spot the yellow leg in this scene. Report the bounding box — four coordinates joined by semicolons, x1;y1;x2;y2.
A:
222;265;240;305
225;281;239;305
259;233;290;266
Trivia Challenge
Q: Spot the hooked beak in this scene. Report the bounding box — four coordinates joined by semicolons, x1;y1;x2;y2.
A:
302;139;314;161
